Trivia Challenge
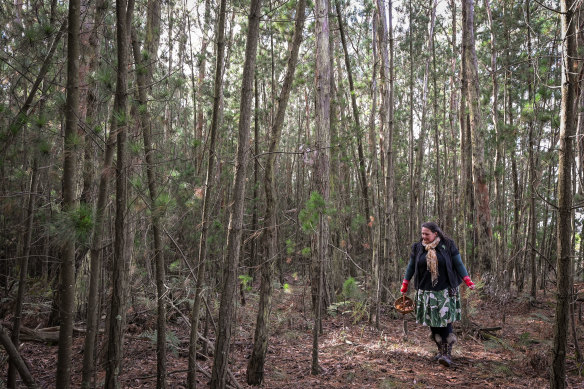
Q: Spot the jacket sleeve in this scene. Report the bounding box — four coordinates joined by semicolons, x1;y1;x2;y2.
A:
403;243;417;281
452;249;468;278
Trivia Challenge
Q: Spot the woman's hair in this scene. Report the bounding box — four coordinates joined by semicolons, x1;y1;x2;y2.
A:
421;221;452;243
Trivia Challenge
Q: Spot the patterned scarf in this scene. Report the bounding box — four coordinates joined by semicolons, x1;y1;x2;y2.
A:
422;237;441;287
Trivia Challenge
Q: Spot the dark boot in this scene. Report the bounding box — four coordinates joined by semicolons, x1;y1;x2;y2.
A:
431;333;442;361
438;333;456;367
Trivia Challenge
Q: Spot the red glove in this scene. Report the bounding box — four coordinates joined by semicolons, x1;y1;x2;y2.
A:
400;279;409;293
463;276;475;289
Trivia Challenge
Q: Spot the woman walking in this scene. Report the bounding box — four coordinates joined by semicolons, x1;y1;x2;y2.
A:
400;222;476;367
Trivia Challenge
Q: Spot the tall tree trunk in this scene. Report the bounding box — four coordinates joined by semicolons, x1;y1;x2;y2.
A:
250;75;260;281
448;0;458;238
55;0;81;385
335;0;376;321
8;158;39;387
311;0;331;375
196;0;211;144
210;0;262;385
81;28;117;389
550;0;576;386
335;0;370;250
376;0;397;298
247;0;306;383
463;0;493;275
432;31;441;224
525;0;537;299
131;0;164;382
412;0;437;227
408;0;415;242
188;0;227;386
104;0;134;387
485;0;504;275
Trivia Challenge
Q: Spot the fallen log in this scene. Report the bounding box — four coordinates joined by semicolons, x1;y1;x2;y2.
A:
0;324;39;389
1;322;99;343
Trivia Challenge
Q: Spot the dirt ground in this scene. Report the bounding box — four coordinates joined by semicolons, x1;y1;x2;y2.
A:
3;280;584;388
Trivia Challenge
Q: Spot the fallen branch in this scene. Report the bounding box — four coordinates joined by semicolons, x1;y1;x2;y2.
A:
1;322;97;343
0;324;39;388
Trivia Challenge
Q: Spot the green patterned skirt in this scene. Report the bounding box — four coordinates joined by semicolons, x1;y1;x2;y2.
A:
415;288;461;327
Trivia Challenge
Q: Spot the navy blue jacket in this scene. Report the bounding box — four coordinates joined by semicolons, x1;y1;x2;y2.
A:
403;240;468;290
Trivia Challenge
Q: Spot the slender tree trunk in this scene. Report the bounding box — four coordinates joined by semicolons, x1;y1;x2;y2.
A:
551;0;576;386
210;0;262;385
463;0;493;275
432;32;441;224
485;0;505;275
412;0;437;228
376;0;397;297
311;0;331;375
525;0;537;299
335;0;370;249
251;75;260;280
196;0;211;143
55;0;81;385
247;1;306;383
335;0;376;320
188;0;227;386
104;0;134;387
408;0;414;242
8;159;39;387
131;0;165;382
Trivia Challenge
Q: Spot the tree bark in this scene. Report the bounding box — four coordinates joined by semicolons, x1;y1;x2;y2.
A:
104;0;134;387
412;0;437;228
550;0;576;386
210;0;262;385
463;0;493;275
8;158;39;388
247;0;306;384
525;0;537;299
131;0;165;382
311;0;331;375
376;0;397;303
484;0;504;275
55;0;81;384
187;0;227;385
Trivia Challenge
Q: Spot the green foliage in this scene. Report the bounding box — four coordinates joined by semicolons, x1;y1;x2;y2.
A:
300;247;311;257
169;260;180;272
95;67;115;91
113;109;128;126
239;274;253;291
299;191;326;232
50;204;94;248
327;277;368;323
153;192;175;217
285;239;295;255
341;277;361;300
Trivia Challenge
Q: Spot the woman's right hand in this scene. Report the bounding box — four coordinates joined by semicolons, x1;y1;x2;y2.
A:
400;279;409;294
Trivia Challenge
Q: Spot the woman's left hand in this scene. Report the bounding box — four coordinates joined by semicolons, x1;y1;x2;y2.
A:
463;276;475;290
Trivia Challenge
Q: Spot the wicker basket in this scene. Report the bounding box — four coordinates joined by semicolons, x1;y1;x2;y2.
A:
394;295;414;314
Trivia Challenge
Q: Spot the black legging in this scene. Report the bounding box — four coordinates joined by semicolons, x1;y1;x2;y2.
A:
430;323;452;340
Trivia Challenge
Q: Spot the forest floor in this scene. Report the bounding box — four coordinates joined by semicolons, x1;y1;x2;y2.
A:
2;277;584;388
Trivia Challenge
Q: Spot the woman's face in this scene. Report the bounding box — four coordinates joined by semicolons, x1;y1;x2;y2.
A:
421;227;438;244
